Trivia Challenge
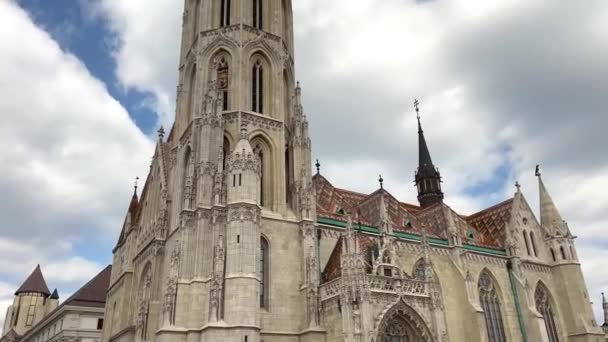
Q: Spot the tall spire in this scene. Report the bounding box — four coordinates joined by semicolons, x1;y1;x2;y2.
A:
414;99;444;208
537;166;568;236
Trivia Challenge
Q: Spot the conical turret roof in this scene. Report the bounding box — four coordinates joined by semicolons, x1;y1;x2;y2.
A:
15;265;51;296
538;174;568;236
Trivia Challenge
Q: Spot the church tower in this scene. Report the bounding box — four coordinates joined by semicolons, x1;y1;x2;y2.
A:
103;1;320;342
1;265;57;339
414;100;444;208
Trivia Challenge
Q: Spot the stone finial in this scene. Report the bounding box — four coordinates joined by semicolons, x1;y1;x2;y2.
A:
134;176;140;194
414;98;420;119
379;174;384;189
158;126;165;140
315;159;321;175
535;164;541;177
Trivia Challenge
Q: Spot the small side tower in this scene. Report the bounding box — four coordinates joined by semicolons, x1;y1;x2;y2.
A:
219;124;262;341
1;265;52;338
537;168;604;339
413;100;444;208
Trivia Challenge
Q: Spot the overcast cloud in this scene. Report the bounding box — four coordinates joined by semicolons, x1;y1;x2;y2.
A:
1;0;607;327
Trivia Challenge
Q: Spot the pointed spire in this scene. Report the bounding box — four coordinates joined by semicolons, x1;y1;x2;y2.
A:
537;166;567;236
602;292;608;326
50;288;59;300
15;265;51;296
129;177;140;215
414;99;444;208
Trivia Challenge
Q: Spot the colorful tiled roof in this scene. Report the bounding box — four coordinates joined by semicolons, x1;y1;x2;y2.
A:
15;265;50;296
313;174;514;249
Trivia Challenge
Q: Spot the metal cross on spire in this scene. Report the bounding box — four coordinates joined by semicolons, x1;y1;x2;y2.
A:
515;181;521;191
414;99;420;120
134;176;140;193
315;159;321;175
379;174;384;189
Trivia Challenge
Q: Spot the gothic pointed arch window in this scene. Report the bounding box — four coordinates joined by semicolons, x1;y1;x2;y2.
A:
259;236;270;309
523;230;531;256
192;0;200;42
220;0;231;27
560;246;567;260
137;263;153;341
252;59;264;114
414;259;426;281
186;64;197;123
253;0;263;29
478;271;507;342
530;231;538;257
215;56;230;111
550;248;556;262
251;135;273;208
535;283;560;342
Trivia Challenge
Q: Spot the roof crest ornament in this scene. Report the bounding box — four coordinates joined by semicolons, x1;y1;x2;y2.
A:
315;159;321;175
379;174;384;189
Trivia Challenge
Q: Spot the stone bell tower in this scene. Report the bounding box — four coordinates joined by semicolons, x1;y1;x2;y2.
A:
174;0;307;215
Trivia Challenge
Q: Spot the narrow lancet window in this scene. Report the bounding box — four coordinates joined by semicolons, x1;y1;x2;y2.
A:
220;0;231;27
259;237;269;309
252;60;264;114
536;284;560;342
253;0;263;29
216;57;230;111
478;271;507;342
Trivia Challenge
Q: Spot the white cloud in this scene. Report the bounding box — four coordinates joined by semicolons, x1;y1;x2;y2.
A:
8;0;607;328
89;0;184;128
0;0;153;328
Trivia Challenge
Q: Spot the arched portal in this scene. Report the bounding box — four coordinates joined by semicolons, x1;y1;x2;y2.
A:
376;300;434;342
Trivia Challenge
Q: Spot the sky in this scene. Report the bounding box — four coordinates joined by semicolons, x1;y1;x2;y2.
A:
0;0;607;329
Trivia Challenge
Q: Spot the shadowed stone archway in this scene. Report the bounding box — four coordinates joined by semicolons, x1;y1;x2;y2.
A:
376;300;434;342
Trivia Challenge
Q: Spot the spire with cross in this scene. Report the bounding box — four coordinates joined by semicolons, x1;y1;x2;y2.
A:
414;98;444;208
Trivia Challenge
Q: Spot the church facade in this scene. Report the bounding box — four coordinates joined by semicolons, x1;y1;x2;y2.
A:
101;1;606;342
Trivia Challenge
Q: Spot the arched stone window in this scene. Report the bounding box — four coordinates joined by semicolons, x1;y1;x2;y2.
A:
251;136;273;208
137;263;153;341
252;59;264;114
560;246;567;260
550;248;556;262
523;230;531;256
182;146;195;209
478;271;507;342
530;231;538;257
535;283;560;342
259;236;269;309
414;259;426;280
222;136;231;172
215;56;230;111
220;0;231;27
192;0;200;42
253;0;263;29
569;246;575;260
186;64;197;123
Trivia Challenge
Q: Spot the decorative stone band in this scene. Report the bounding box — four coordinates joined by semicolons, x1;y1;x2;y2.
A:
319;275;429;302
